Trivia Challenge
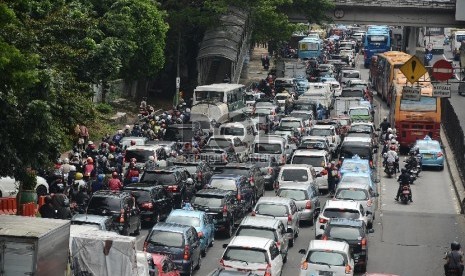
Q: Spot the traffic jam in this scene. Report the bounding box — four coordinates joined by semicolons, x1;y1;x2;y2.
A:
0;24;447;276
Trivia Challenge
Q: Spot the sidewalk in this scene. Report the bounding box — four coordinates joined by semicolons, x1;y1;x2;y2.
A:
240;45;272;86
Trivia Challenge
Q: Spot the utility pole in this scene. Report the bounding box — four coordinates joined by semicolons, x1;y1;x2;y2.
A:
174;31;181;109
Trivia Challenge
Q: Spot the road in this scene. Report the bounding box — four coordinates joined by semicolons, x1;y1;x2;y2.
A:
132;50;465;276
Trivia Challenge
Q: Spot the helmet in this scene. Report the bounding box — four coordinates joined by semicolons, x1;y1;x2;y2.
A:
186;178;194;185
186;108;191;113
108;154;114;160
391;139;397;144
97;174;105;182
167;115;172;120
387;128;393;133
56;159;62;165
69;165;76;172
155;116;160;121
75;172;83;180
109;145;116;152
125;125;130;130
117;130;123;135
63;158;69;164
56;183;65;193
451;241;461;251
88;141;93;145
401;168;407;173
383;117;387;121
87;157;93;164
112;172;118;178
149;156;155;161
74;152;79;158
390;145;396;150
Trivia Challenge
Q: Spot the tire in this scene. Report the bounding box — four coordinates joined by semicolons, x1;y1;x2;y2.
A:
439;165;444;171
36;185;48;197
201;248;206;257
283;253;288;263
0;191;2;198
209;237;214;247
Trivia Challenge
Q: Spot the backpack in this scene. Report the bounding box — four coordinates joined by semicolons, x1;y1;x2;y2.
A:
448;251;463;270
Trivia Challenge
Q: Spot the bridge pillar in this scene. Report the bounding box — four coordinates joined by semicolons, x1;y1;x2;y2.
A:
406;26;420;55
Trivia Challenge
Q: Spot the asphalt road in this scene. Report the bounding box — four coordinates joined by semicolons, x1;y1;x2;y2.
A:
131;51;465;276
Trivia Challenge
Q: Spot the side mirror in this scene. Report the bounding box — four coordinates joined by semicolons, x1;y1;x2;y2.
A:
298;249;307;254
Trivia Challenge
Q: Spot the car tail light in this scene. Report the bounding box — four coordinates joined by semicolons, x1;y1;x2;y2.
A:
366;200;372;207
345;264;352;274
370;160;373;167
183;245;190;260
119;209;125;223
301;261;308;270
143;241;148;251
437;152;443;157
276;241;281;248
361;238;367;250
167;185;179;192
141;202;153;209
287;214;292;224
264;264;272;276
305;201;312;209
319;217;328;224
222;153;228;162
322;235;328;240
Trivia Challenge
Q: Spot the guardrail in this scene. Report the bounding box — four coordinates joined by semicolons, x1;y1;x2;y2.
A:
334;0;457;9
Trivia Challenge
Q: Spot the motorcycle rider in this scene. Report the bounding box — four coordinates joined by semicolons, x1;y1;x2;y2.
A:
108;172;123;191
75;185;90;212
384;145;398;170
51;184;71;219
444;241;464;276
326;161;340;196
379;117;391;134
395;168;413;202
384;128;393;142
144;155;157;171
39;196;56;219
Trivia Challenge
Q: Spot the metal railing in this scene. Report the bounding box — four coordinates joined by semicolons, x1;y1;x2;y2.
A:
334;0;456;9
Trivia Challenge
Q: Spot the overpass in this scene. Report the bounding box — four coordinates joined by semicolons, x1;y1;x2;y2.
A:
288;0;465;27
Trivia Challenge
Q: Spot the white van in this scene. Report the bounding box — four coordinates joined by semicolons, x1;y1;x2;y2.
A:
218;120;256;146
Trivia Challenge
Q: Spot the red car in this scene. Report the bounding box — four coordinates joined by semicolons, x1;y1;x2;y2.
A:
148;254;180;276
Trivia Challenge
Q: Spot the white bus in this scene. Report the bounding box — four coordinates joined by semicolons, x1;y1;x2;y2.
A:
423;27;445;54
191;83;246;124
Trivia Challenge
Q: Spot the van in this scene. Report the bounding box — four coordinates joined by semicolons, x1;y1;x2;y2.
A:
339;69;361;85
218;120;256;146
124;145;160;172
251;135;290;165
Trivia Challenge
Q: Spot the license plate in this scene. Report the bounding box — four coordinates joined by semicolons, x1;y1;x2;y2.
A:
319;271;333;276
402;190;410;194
423;153;433;159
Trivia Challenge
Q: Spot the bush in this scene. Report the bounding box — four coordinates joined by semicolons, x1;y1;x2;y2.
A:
95;103;113;114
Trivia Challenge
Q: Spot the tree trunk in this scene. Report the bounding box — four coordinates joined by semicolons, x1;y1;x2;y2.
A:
101;80;110;103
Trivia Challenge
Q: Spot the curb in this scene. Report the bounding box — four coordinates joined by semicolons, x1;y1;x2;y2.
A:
440;128;465;214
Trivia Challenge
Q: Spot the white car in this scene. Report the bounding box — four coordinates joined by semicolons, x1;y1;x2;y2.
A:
315;200;368;238
308;125;341;153
279;117;307;136
290;149;330;191
220;236;284;276
0;176;49;198
299;240;355;276
276;164;317;189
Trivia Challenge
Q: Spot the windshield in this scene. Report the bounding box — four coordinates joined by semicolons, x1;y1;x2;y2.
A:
335;188;369;200
323;208;360;219
457;35;465;42
245;94;255;101
350;109;369;116
148;231;184;248
290;113;309;120
256;203;289;217
141;172;176;185
350;125;371;133
220;127;244;136
236;227;276;241
164;128;195;142
400;96;437;112
87;196;121;214
209;179;237;191
280;169;309;182
220;168;248;176
329;226;361;240
166;216;201;227
309;128;333;136
416;141;440;151
340;146;371;160
368;35;387;43
255;108;271;116
343;72;360;78
292;155;325;168
307;250;346;266
300;141;325;150
125;150;154;163
192;195;223;208
340;175;370;186
341;90;364;97
278;189;307;201
208;138;231;148
341;162;369;172
195;91;224;102
123;189;151;205
294;104;314;111
254;143;282;154
280;121;301;129
276;95;288;100
223;247;268;264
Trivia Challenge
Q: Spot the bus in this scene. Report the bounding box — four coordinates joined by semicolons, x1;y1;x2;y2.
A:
363;26;391;68
373;51;411;105
298;37;322;60
423;27;445;54
191;83;246;124
388;65;441;148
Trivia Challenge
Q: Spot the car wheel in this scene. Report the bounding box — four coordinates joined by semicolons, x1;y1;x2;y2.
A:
134;219;141;235
0;191;2;198
195;255;201;270
295;226;300;238
209;237;214;247
439;165;444;171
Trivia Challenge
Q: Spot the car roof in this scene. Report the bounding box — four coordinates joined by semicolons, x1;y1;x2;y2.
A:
343;136;372;143
293;149;327;156
240;216;282;228
312;124;335;129
342;172;370;178
151;222;193;233
337;182;371;190
328;218;364;228
257;196;294;205
195;189;232;197
92;190;130;199
125;145;159;151
308;239;350;252
324;199;361;210
281;164;314;170
168;209;204;218
72;214;110;223
123;183;164;190
281;117;303;121
228;236;274;249
278;183;312;191
211;174;244;180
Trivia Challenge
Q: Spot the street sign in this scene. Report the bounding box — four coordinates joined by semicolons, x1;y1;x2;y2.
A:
400;55;427;84
432;83;451;98
431;59;454;81
402;86;421;101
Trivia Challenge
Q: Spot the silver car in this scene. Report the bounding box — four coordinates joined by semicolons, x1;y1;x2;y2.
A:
276;183;320;225
253;197;300;247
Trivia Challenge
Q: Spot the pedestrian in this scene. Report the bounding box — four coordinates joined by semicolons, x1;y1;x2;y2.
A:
326;161;340;195
39;196;56;219
79;124;89;146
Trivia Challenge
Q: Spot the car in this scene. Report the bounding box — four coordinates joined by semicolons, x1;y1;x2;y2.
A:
139;167;196;208
0;176;49;198
348;106;373;122
146;140;178;156
70;214;115;231
220;236;284;276
322;218;373;272
293;100;317;115
339;171;377;191
163;123;207;148
144;222;202;276
172;160;214;190
247;155;280;190
216;163;266;200
308;124;341;153
123;144;161;174
192;189;245;237
207;268;260;276
298;239;355;276
252;197;300;247
122;184;173;225
165;209;215;257
339;155;373;177
299;135;333;160
315;199;368;238
235;216;290;263
346;122;377;146
339;136;376;168
276;183;320;225
147;253;181;276
207;174;255;212
414;135;444;170
251;135;291;165
290;149;330;192
334;182;378;228
339;69;361;85
279;117;307;136
86;190;141;236
218;120;257;147
276;164;317;190
289;110;316;129
250;114;272;134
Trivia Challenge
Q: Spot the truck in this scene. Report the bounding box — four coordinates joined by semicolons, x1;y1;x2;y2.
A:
334;97;371;117
0;216;70;276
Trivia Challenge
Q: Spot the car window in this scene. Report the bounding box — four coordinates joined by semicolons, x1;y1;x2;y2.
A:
335;189;368;201
307;250;346;266
236;226;276;241
323;208;361;219
328;226;361;240
148;231;184;247
269;242;280;260
278;189;307;201
223;247;268;264
280;169;309;182
256;203;289;217
166;216;201;228
87;196;121;213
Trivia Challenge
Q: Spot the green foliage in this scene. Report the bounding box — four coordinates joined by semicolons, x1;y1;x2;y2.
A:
95;103;113;114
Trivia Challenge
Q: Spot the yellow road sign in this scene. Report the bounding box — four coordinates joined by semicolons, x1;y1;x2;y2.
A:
399;55;427;84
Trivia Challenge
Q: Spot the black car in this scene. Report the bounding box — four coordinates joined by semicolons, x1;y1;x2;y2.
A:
322;218;372;272
122;184;173;225
163;123;207;149
247;156;280;190
173;160;214;190
86;190;141;236
192;189;245;238
214;163;265;200
139;167;196;208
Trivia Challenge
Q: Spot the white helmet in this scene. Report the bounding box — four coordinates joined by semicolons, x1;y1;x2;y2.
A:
69;165;76;172
117;129;123;134
63;158;69;164
391;138;397;144
387;128;393;133
155;116;160;121
388;134;394;140
167;115;172;120
185;108;191;113
149;156;155;161
125;125;130;129
186;178;194;185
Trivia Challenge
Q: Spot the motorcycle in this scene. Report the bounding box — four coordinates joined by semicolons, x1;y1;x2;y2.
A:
384;161;396;177
400;184;411;204
404;158;421;177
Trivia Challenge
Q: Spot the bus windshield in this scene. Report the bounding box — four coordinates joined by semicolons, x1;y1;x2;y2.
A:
457;35;465;42
195;91;224;102
400;97;437;112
